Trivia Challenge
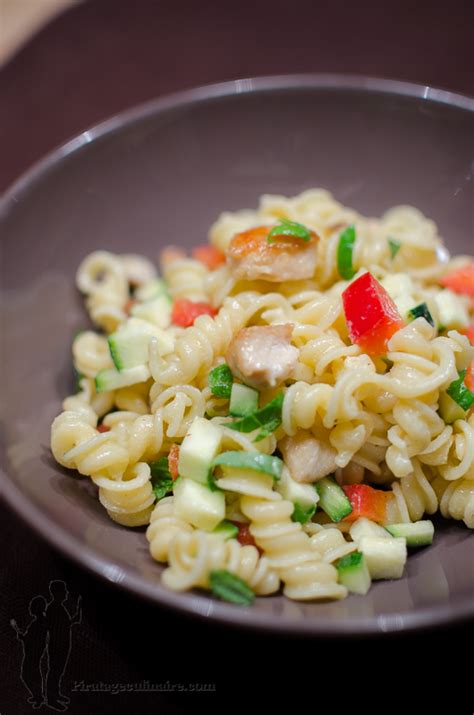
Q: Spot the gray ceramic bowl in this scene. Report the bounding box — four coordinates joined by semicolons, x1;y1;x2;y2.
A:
1;75;473;635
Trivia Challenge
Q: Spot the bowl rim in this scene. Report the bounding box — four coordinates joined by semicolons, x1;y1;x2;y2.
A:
1;73;473;635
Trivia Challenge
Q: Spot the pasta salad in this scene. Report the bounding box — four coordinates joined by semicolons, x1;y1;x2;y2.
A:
51;189;474;604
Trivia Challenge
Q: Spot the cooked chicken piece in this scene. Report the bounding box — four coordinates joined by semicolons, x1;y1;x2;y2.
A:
226;324;299;390
279;431;338;483
227;225;319;282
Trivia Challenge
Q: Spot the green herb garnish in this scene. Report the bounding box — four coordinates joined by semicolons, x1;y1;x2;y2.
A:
227;393;284;442
267;218;312;243
291;502;317;524
209;570;255;605
408;302;435;327
388;237;401;259
337;225;357;279
208;364;234;399
446;370;474;411
149;457;174;500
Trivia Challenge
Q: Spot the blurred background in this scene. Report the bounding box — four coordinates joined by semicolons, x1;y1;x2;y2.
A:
1;2;473;712
1;0;474;192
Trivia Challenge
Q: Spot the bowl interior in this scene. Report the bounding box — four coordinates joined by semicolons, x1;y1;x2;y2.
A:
1;77;473;634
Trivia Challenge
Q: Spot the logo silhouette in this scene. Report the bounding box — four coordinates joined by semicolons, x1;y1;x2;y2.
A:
11;580;82;711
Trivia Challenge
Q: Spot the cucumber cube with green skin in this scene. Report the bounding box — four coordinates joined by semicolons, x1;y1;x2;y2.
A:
213;520;239;540
434;290;469;331
130;294;172;329
108;317;174;370
178;417;222;485
173;477;225;531
337;552;372;595
213;451;283;479
95;365;150;392
349;517;392;543
358;536;407;580
439;391;467;424
316;477;352;522
276;466;319;510
229;383;259;417
385;520;434;547
135;278;169;302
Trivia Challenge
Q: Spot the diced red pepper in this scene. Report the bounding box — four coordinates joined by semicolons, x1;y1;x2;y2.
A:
439;263;474;298
342;272;405;355
123;298;137;315
231;522;262;553
168;444;180;481
462;323;474;346
465;360;474;393
342;484;391;524
171;298;217;327
97;424;110;433
192;244;226;270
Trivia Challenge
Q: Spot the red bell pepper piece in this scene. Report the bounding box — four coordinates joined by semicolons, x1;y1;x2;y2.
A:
231;522;262;553
342;272;405;355
168;444;180;481
462;322;474;346
192;245;226;270
171;298;217;327
465;360;474;393
97;424;110;433
439;263;474;298
342;484;390;524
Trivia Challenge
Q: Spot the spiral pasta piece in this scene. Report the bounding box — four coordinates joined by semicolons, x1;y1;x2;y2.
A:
432;476;474;529
76;250;129;332
94;462;155;527
51;407;129;479
147;496;194;562
161;529;280;594
72;331;114;377
160;249;209;302
387;460;438;523
240;496;347;600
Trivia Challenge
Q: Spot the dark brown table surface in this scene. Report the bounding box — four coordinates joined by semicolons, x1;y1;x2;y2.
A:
1;1;473;712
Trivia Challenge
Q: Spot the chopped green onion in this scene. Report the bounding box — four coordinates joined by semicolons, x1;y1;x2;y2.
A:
267;218;312;243
209;570;255;605
337;225;357;280
208;363;233;398
212;451;283;480
291;502;317;524
408;302;435;327
388;237;401;259
227;393;284;442
149;457;174;500
446;370;474;411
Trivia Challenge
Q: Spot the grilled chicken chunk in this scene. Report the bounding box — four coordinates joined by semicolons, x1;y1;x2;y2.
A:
279;431;338;483
227;225;319;282
226;324;299;390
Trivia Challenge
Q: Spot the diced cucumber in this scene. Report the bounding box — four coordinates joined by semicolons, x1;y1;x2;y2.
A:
434;290;469;331
95;365;150;392
439;391;467;424
213;451;283;479
385;520;434;547
108;318;174;370
276;466;319;511
349;517;392;543
337;551;371;595
178;417;222;485
130;294;172;329
316;477;352;523
229;383;259;417
358;536;407;580
173;477;225;531
213;520;239;540
135;277;169;302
